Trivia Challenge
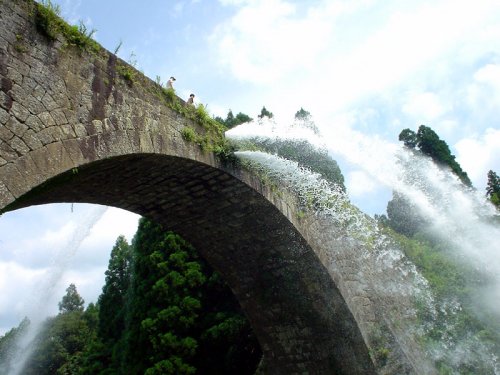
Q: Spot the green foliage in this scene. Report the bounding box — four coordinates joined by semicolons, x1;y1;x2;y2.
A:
14;33;28;53
13;285;98;375
114;39;123;55
123;218;261;374
64;21;98;52
181;127;196;142
385;226;500;372
258;106;273;119
387;125;473;237
124;221;205;373
98;235;132;350
58;283;85;313
35;0;99;53
154;89;232;159
293;107;320;133
398;128;418;148
116;63;136;85
385;192;425;237
294;107;310;120
35;0;61;40
0;222;260;374
486;170;500;208
22;312;92;375
399;125;472;186
215;110;253;129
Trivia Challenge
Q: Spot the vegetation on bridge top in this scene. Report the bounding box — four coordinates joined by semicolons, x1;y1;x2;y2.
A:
32;0;234;163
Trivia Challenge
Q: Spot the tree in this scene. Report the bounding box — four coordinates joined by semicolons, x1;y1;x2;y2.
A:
216;110;253;129
486;170;500;207
58;283;85;314
386;125;474;237
20;286;96;375
124;218;261;374
399;125;472;187
293;107;319;134
98;235;132;343
385;192;426;237
257;106;273;119
398;128;418;149
124;219;204;374
294;107;310;120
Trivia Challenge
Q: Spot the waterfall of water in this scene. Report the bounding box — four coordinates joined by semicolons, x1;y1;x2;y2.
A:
6;205;107;375
227;118;500;373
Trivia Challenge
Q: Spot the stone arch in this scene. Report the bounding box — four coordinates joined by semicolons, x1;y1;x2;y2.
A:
0;0;378;372
3;152;376;374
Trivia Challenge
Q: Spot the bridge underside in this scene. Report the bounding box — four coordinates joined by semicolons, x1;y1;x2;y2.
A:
8;154;376;374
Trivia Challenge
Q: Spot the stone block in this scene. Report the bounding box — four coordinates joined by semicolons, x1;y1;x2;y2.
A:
0;180;15;209
30;142;75;179
0;140;17;162
22;129;43;150
0;162;25;198
10;136;30;155
5;116;27;137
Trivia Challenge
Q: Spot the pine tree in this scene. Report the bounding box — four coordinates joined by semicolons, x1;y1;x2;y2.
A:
98;235;132;343
386;125;473;236
258;106;273;119
22;285;95;375
58;283;85;313
486;170;500;207
399;125;472;186
123;218;261;374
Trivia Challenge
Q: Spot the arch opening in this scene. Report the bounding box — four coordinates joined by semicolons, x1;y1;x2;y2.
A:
3;153;376;374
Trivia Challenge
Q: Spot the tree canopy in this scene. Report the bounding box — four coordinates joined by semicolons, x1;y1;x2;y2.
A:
486;170;500;208
257;106;273;119
215;110;253;130
399;125;472;186
58;283;85;314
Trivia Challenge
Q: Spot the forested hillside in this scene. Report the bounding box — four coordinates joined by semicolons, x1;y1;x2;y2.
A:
378;125;500;374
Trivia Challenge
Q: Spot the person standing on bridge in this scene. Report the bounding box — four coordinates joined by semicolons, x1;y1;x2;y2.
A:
186;93;195;106
167;76;176;89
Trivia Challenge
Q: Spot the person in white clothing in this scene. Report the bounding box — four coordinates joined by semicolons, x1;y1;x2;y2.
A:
167;76;176;89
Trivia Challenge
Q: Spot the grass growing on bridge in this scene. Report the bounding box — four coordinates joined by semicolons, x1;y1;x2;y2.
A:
35;0;99;53
33;0;236;163
157;87;236;162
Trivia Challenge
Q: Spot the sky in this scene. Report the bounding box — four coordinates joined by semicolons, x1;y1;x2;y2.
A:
1;0;500;334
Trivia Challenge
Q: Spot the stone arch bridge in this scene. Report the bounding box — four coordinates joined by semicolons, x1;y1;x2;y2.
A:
0;1;424;374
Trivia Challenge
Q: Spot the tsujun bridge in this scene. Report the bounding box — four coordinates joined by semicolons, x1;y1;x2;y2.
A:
0;1;426;374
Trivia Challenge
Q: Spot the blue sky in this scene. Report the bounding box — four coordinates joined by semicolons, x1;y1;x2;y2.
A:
1;0;499;334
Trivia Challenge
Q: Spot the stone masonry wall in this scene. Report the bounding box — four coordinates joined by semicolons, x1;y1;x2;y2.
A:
0;0;427;373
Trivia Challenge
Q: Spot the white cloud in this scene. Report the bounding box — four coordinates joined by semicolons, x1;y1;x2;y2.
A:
0;262;46;332
210;0;500;124
473;63;500;86
467;63;500;112
0;205;139;334
455;128;500;188
402;92;448;122
347;170;377;197
211;0;334;84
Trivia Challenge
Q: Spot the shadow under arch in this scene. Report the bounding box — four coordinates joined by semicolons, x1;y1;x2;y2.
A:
5;153;376;374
